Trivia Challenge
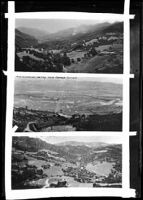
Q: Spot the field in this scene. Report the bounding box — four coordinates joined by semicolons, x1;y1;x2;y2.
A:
67;50;87;60
17;52;44;62
14;91;122;115
86;161;114;176
66;44;123;73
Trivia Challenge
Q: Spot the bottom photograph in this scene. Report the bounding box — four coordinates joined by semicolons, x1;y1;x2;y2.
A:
12;136;122;189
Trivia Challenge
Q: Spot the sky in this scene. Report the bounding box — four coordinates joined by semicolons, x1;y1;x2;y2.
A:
16;19;122;33
38;136;122;144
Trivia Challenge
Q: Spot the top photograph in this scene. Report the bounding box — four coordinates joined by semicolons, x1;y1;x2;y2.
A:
15;18;123;73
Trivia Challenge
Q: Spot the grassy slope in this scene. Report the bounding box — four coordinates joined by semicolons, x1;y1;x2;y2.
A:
15;29;38;48
66;54;123;73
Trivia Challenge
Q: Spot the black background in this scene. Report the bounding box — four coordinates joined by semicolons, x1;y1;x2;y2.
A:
1;0;142;199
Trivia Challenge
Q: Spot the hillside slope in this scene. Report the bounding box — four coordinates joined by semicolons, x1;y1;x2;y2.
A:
12;137;79;161
17;27;48;39
15;29;38;48
37;22;123;49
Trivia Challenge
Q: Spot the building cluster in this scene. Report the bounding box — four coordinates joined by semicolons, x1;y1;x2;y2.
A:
62;166;96;183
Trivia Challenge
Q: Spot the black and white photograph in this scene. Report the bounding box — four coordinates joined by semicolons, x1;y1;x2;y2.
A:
13;76;122;132
12;136;122;189
15;19;123;73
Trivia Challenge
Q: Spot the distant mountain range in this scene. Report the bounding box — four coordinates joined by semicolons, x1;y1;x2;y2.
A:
17;27;49;40
16;23;110;41
12;136;121;162
15;22;123;48
56;141;108;148
12;136;108;152
38;22;111;42
14;78;122;100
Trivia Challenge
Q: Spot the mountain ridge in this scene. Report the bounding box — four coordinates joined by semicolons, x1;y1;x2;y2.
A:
55;141;108;148
17;27;49;39
39;22;111;42
15;29;38;48
16;22;123;48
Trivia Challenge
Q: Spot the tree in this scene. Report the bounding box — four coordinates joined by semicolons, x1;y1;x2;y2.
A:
15;54;29;71
89;47;98;56
71;59;75;63
77;58;81;62
62;52;71;66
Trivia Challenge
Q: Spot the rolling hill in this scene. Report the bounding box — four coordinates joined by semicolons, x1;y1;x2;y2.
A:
38;22;110;42
16;22;123;49
17;27;49;40
37;22;123;48
15;29;38;48
12;136;79;161
12;136;121;162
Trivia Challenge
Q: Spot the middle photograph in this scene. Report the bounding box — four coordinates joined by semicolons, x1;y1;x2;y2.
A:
13;76;122;132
